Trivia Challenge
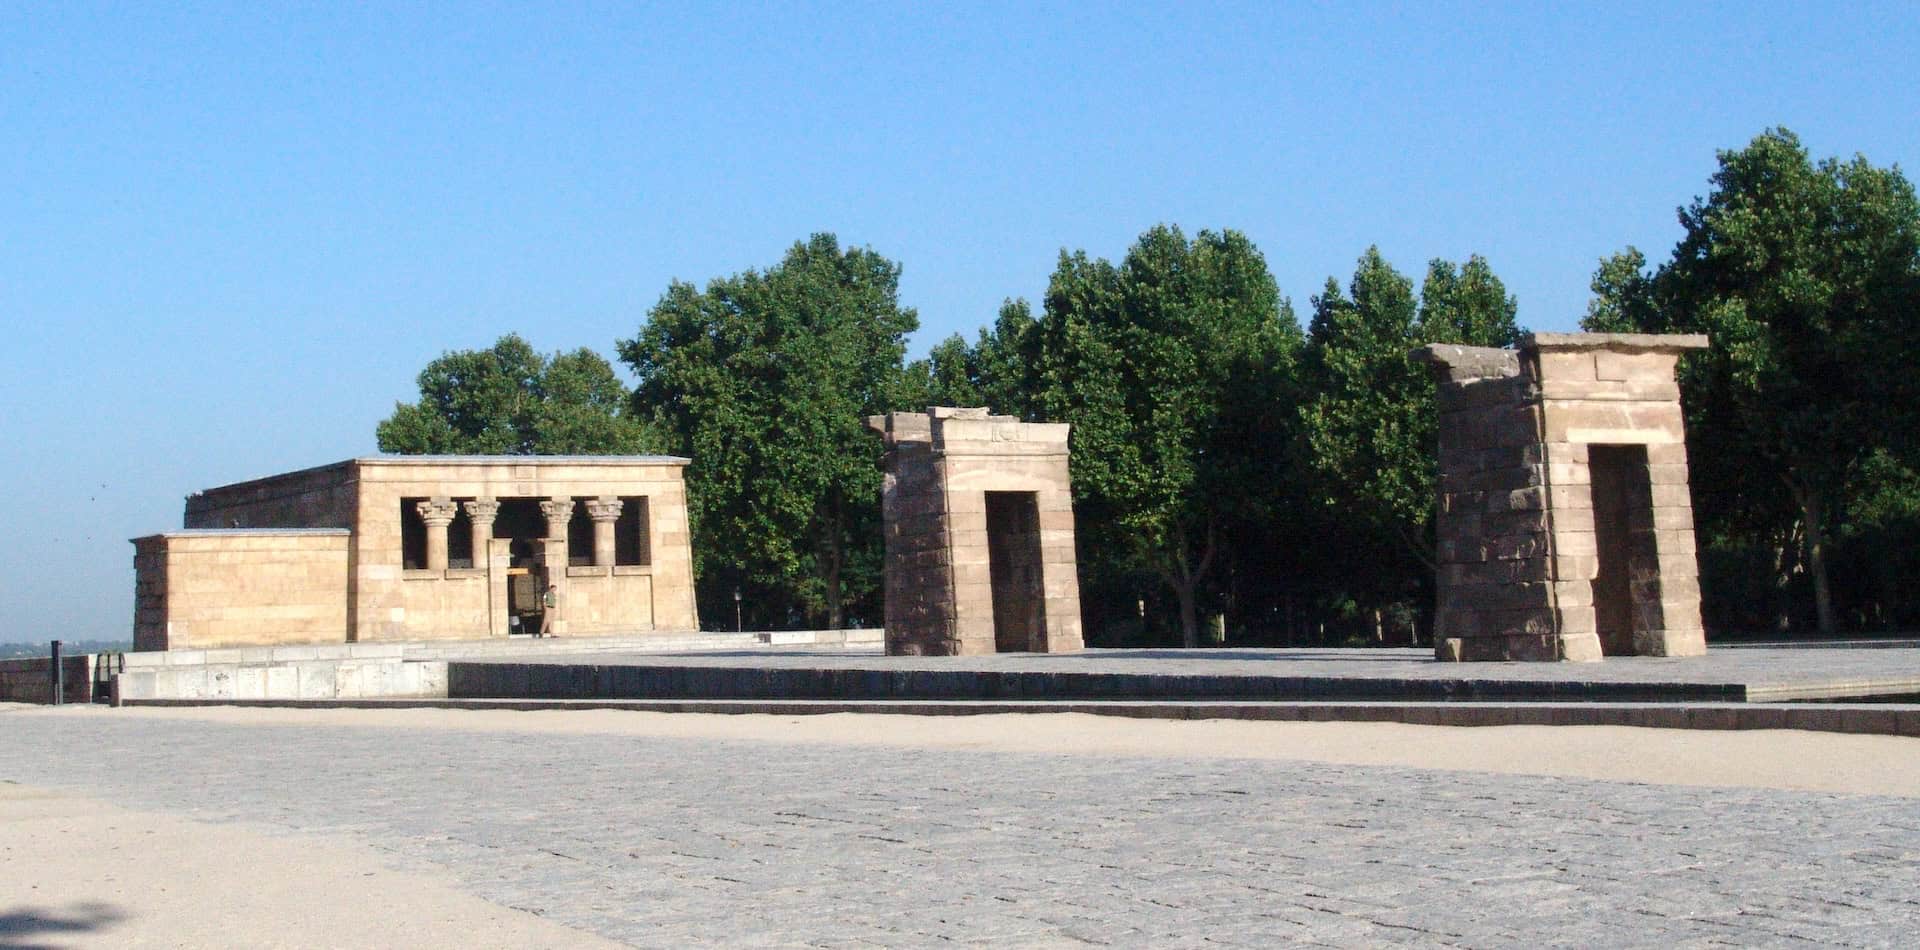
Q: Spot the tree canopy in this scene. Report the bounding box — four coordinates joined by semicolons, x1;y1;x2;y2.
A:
1583;127;1920;633
1020;225;1304;646
618;234;918;629
377;334;656;455
1298;249;1522;604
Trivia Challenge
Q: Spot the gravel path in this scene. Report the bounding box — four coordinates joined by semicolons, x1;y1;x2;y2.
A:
3;706;1917;948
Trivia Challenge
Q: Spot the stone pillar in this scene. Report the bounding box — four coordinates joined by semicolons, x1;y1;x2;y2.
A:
485;537;511;637
867;406;1083;656
584;496;624;567
1415;333;1709;662
538;498;575;635
415;498;458;571
462;498;499;566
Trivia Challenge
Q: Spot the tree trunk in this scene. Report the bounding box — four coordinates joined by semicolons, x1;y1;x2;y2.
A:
1800;490;1834;636
1787;479;1835;636
1159;519;1217;649
1173;579;1200;649
817;493;845;630
1393;521;1438;575
1771;521;1803;633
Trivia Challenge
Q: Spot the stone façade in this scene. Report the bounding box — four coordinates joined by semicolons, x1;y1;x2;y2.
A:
1414;333;1709;662
132;456;699;650
867;408;1084;656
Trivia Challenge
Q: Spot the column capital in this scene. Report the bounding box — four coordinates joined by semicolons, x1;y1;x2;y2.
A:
462;498;500;523
584;497;624;523
415;499;458;527
539;498;576;538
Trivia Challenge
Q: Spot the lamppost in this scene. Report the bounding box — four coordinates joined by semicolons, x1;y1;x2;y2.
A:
733;587;743;633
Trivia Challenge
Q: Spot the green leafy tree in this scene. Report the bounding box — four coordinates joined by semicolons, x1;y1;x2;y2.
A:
618;234;918;629
1419;255;1522;347
1299;252;1431;580
972;299;1046;419
1295;250;1522;640
905;299;1048;418
1032;225;1303;647
377;334;656;455
1583;128;1920;634
906;333;982;408
1583;248;1661;334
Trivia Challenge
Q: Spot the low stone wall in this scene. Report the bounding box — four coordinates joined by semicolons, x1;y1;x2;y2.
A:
445;663;1754;703
0;655;96;704
106;628;883;703
112;658;446;703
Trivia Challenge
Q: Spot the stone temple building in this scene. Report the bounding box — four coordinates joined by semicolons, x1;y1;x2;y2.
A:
1415;333;1709;662
132;456;697;650
867;407;1084;656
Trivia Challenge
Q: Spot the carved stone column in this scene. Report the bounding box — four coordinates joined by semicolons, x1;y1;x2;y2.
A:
537;498;573;541
415;498;458;571
538;498;575;635
584;496;623;567
463;498;499;569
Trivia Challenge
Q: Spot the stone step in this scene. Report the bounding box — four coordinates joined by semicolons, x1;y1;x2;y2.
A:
113;629;883;669
111;697;1920;737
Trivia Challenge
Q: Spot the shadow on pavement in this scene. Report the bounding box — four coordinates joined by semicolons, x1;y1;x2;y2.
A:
1046;649;1425;663
0;902;126;949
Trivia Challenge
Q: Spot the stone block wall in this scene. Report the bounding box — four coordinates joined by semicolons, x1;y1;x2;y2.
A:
873;412;958;651
131;530;351;651
561;569;656;630
869;408;1083;656
1416;333;1708;662
0;655;96;704
184;460;358;530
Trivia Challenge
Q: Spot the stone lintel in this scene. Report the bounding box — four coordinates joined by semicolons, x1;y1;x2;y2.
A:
1412;344;1520;382
1523;332;1709;353
929;406;995;420
133;529;352;542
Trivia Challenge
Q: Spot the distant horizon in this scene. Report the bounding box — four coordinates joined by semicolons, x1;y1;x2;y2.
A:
6;3;1918;642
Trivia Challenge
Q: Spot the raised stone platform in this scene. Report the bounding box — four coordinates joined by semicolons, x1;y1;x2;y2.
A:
113;696;1920;737
448;645;1920;704
103;629;883;704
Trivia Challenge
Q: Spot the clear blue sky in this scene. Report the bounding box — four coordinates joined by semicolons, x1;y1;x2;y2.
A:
4;2;1917;643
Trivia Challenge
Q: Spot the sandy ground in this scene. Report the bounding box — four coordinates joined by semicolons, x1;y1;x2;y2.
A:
19;702;1920;797
4;703;1917;948
0;780;623;949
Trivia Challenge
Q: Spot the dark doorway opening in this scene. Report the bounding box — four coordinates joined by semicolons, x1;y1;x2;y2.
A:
447;504;474;568
493;499;549;635
985;491;1046;652
615;496;651;566
1589;444;1658;655
400;497;427;569
567;500;594;566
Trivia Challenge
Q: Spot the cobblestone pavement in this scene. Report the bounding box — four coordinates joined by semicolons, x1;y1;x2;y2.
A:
4;711;1918;948
491;645;1920;692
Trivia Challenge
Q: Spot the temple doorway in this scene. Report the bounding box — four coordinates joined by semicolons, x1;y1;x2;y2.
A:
985;491;1046;652
495;499;548;636
1589;444;1656;656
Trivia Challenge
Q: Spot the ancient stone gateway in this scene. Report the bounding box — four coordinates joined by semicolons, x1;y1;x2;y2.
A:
1414;333;1709;662
867;407;1084;656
